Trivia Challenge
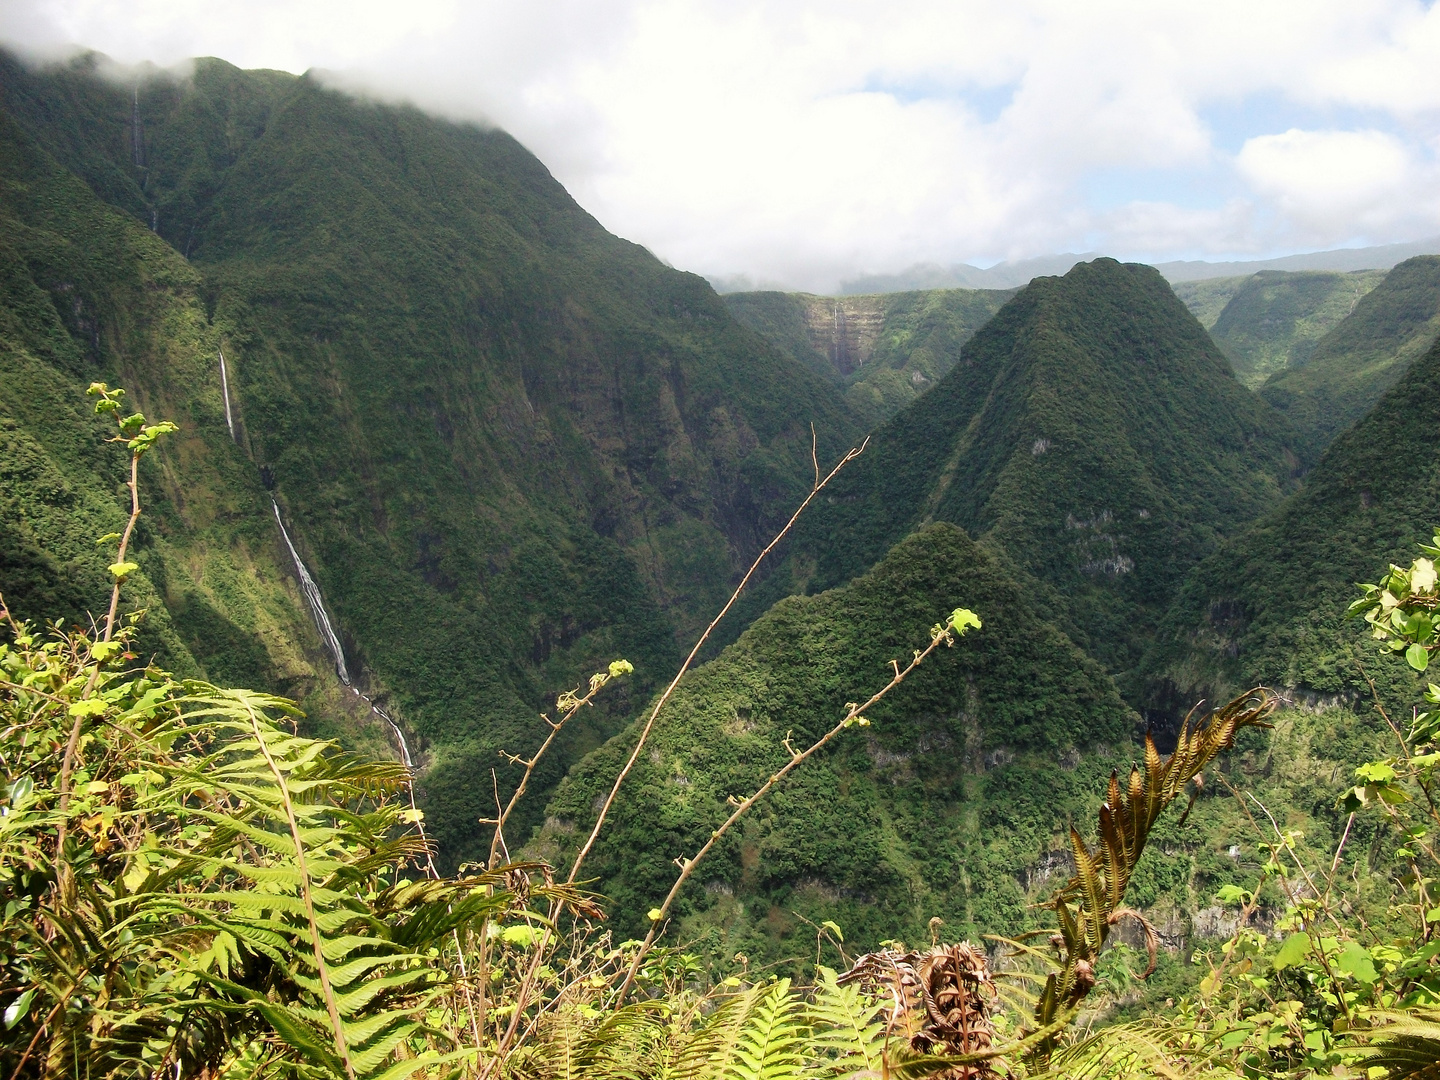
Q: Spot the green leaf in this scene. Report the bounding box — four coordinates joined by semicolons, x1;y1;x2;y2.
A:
67;698;108;718
1413;558;1438;594
108;561;139;580
948;607;982;635
820;920;844;943
1356;761;1397;784
1272;932;1311;971
1215;884;1250;906
1408;642;1430;672
1336;940;1378;984
4;988;34;1029
608;659;634;678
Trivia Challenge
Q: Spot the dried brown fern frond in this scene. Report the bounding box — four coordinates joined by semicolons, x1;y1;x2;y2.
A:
839;942;1000;1079
1028;687;1276;1060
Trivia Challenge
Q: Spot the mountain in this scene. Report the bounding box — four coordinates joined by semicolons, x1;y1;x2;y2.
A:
821;238;1440;297
1260;255;1440;463
1155;237;1440;282
536;522;1136;957
1203;269;1387;387
1169;275;1249;329
787;259;1300;674
721;287;1013;424
1139;331;1440;718
0;50;864;867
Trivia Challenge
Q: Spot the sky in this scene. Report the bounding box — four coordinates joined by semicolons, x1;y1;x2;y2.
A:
3;0;1440;292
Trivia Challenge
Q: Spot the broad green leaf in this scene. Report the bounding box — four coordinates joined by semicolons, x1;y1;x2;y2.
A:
1272;932;1311;970
1336;941;1378;983
1408;642;1430;672
1413;558;1438;594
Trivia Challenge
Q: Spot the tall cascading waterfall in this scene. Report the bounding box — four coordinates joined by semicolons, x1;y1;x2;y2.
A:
219;349;235;440
269;500;418;771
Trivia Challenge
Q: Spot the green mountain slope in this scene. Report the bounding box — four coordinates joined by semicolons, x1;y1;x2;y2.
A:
722;288;1012;424
1169;275;1248;329
0;50;863;867
1206;269;1386;387
1260;255;1440;462
0;101;385;749
1140;331;1440;717
536;523;1136;960
788;259;1299;674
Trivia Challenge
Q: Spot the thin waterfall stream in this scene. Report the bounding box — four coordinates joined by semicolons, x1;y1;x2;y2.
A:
219;350;235;440
270;499;415;770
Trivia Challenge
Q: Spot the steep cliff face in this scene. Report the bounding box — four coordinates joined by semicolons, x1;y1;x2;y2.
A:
0;50;863;867
723;287;1012;424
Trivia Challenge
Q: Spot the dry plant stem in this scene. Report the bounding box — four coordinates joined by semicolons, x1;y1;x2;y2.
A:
484;436;867;1074
57;451;141;904
615;627;952;1003
565;434;867;888
243;697;357;1080
487;681;608;870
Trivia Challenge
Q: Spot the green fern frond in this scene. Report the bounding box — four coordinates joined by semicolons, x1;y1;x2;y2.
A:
806;966;888;1078
719;978;808;1080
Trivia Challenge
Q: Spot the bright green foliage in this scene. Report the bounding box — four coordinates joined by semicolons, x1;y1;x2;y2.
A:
1261;255;1440;463
790;258;1299;673
722;287;1013;425
1206;269;1387;387
1139;332;1440;720
539;523;1135;962
0;619;575;1080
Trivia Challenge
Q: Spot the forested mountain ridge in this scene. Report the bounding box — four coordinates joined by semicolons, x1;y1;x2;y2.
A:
536;522;1138;957
1260;254;1440;463
1204;269;1387;387
1139;330;1440;718
784;258;1300;674
0;49;865;866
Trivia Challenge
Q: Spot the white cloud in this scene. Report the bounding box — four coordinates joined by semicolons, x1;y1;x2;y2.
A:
2;0;1439;291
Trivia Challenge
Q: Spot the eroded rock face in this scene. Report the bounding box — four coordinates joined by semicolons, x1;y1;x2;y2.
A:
801;296;888;375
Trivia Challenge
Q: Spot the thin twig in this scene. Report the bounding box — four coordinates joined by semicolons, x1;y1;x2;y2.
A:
483;434;867;1073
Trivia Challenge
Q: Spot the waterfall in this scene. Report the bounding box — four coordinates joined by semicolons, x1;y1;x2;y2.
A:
369;698;415;768
219;349;235;440
271;499;417;769
272;500;351;685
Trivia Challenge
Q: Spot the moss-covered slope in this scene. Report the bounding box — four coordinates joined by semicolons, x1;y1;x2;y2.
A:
790;259;1299;674
1260;255;1440;463
1206;269;1386;387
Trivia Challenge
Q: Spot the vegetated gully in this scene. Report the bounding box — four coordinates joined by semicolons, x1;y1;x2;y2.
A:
219;349;416;770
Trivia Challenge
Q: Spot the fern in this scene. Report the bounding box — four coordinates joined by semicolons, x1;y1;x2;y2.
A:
719;979;808;1080
806;967;888;1078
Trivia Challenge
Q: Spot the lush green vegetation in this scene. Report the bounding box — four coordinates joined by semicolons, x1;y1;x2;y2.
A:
1170;274;1249;329
10;48;1440;1079
1206;270;1387;388
722;287;1013;425
1138;330;1440;723
1261;256;1440;463
0;50;867;869
783;259;1299;675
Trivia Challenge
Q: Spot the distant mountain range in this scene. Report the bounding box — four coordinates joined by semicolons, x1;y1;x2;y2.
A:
815;236;1440;295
